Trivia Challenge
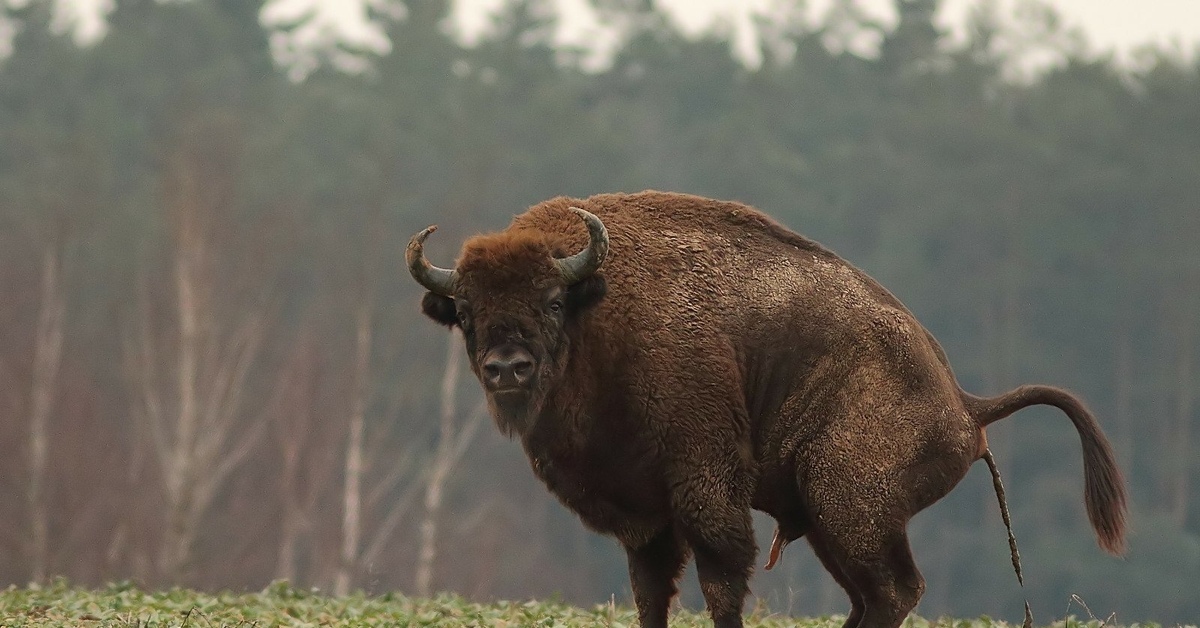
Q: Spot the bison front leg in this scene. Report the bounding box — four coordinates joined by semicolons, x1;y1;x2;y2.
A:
670;459;757;628
624;527;690;628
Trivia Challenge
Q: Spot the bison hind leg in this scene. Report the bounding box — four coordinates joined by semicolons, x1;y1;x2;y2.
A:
807;520;925;628
806;529;865;628
848;533;924;628
799;463;927;628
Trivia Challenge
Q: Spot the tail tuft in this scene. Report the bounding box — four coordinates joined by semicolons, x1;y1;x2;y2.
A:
966;385;1128;556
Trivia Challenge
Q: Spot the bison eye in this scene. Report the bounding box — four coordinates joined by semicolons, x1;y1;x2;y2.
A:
456;310;470;326
548;300;563;314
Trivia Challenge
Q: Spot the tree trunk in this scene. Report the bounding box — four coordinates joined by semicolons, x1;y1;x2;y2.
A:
415;332;464;597
1113;326;1134;471
979;190;1021;525
28;244;65;583
277;499;300;583
334;297;372;596
272;336;318;584
158;211;204;580
1169;303;1194;529
139;127;271;584
276;417;302;583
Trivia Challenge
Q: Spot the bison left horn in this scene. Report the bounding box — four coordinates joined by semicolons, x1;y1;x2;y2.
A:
406;225;457;296
554;207;609;284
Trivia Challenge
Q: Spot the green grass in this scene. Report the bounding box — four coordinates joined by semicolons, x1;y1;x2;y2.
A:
0;581;1157;627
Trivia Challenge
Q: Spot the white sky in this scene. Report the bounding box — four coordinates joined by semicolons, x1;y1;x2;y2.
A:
56;0;1200;66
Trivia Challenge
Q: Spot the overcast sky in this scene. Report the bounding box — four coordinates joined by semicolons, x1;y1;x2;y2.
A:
59;0;1200;65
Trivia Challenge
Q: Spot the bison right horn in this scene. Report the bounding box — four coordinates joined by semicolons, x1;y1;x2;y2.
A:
554;207;609;284
406;225;457;296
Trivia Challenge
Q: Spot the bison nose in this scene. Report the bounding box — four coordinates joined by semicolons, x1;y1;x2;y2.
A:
483;349;535;390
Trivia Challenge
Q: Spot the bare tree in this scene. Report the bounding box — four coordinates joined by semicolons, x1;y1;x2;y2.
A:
1167;290;1196;529
332;204;389;596
0;338;24;582
415;332;487;597
26;240;65;583
973;185;1023;529
124;117;273;582
1112;326;1134;471
358;435;421;573
270;330;341;584
334;288;372;597
273;346;312;583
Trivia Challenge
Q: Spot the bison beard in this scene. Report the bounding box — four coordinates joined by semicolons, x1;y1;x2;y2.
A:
407;191;1128;628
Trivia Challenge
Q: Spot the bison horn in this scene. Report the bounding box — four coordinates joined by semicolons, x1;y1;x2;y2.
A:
406;225;457;296
554;207;609;284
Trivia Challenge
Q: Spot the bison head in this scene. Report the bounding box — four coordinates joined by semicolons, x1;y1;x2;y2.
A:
407;207;609;435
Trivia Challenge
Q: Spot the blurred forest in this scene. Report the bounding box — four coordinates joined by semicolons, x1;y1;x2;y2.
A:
0;0;1197;623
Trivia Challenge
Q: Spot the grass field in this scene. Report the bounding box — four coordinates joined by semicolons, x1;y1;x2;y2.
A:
0;581;1155;627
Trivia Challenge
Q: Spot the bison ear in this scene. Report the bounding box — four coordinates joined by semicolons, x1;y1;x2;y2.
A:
565;275;606;314
421;292;458;327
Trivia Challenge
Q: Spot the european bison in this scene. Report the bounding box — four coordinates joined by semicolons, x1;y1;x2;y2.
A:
406;191;1126;628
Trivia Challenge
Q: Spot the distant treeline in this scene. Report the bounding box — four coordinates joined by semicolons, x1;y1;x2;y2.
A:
0;0;1196;624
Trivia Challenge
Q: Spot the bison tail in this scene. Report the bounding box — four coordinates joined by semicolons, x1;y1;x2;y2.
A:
964;385;1128;556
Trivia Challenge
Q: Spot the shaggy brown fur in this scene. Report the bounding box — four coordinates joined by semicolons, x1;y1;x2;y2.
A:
410;191;1127;628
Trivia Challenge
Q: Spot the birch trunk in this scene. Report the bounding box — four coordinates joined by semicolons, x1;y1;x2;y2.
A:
276;488;300;583
276;408;304;584
158;210;204;580
135;129;271;583
415;332;464;597
1169;305;1194;529
334;298;372;596
1113;327;1134;470
272;339;314;583
978;191;1021;525
28;244;65;583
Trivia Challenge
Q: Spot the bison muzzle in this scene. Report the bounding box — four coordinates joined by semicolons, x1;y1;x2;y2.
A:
407;191;1127;628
